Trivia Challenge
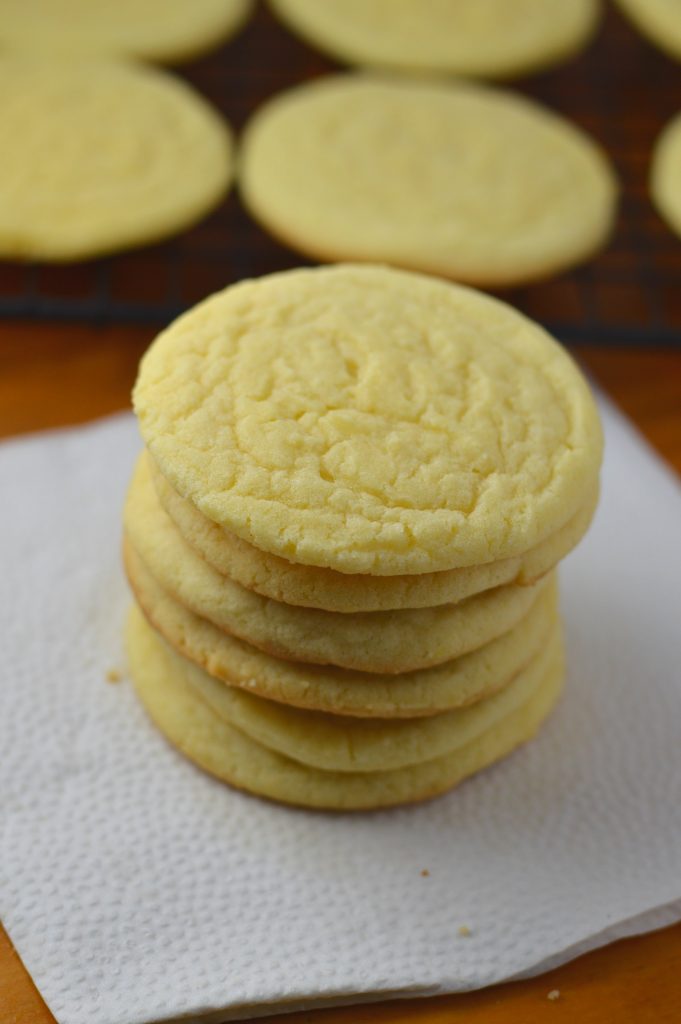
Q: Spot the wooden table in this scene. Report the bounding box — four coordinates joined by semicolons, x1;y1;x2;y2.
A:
1;324;680;1024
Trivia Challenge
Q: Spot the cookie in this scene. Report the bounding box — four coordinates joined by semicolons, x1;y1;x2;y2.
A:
125;543;558;717
123;465;551;673
238;79;616;286
651;112;681;239
0;57;232;261
126;603;564;810
269;0;600;78
0;0;253;64
614;0;681;62
149;452;597;612
134;265;603;575
187;622;564;773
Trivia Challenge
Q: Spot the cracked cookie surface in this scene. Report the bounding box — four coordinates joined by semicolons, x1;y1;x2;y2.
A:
134;264;602;575
148;450;597;611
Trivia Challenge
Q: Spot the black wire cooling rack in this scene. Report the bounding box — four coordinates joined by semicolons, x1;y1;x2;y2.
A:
1;3;680;346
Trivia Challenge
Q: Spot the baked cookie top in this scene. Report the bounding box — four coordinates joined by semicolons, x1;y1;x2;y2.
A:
239;75;616;287
0;56;232;261
134;264;602;575
269;0;600;79
0;0;253;64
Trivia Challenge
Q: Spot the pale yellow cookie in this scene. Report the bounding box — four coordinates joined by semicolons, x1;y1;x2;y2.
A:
126;603;564;810
0;0;253;64
134;265;603;574
123;464;551;673
187;623;564;772
0;57;232;261
238;78;616;287
269;0;600;78
149;451;597;612
125;545;559;717
651;112;681;239
614;0;681;62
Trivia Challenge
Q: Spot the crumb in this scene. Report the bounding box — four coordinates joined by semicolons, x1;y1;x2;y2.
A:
420;869;430;877
105;668;122;684
457;925;471;937
547;989;560;1001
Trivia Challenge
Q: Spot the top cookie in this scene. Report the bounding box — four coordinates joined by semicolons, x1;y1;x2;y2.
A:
269;0;600;78
134;264;602;575
0;0;254;64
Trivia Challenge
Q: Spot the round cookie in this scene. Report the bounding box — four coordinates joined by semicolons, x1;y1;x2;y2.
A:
614;0;681;62
238;78;617;287
269;0;600;79
149;452;598;612
0;57;233;262
0;0;253;64
123;466;552;673
651;112;681;239
187;623;564;772
125;545;559;717
134;264;603;574
127;604;564;810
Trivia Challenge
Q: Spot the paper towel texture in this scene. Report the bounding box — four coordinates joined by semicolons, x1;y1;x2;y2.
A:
1;402;681;1024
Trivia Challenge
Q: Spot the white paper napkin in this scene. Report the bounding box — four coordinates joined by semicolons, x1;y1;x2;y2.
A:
2;398;681;1024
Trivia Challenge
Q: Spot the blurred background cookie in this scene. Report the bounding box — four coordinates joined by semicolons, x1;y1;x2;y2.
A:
0;57;233;261
239;76;617;287
651;112;681;239
614;0;681;61
0;0;254;64
269;0;601;78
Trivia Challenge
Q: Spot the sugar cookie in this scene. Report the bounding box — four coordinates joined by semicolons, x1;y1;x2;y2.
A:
614;0;681;62
269;0;600;78
127;604;564;810
134;265;603;574
651;112;681;239
125;545;558;717
0;0;253;64
238;77;616;286
124;458;552;673
187;624;564;772
149;451;597;611
0;57;232;261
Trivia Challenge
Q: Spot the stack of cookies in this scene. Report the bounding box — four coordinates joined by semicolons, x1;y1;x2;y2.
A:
124;264;602;811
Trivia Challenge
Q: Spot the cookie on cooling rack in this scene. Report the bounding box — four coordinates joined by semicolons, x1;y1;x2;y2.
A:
0;57;232;261
268;0;601;79
238;76;617;287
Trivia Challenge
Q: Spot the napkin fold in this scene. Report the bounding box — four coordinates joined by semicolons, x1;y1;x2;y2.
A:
1;398;681;1024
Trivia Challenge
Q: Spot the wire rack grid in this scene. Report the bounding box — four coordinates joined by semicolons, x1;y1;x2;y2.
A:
1;3;680;347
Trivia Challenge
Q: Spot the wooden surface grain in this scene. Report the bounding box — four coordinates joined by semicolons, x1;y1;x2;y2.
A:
1;323;680;1024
